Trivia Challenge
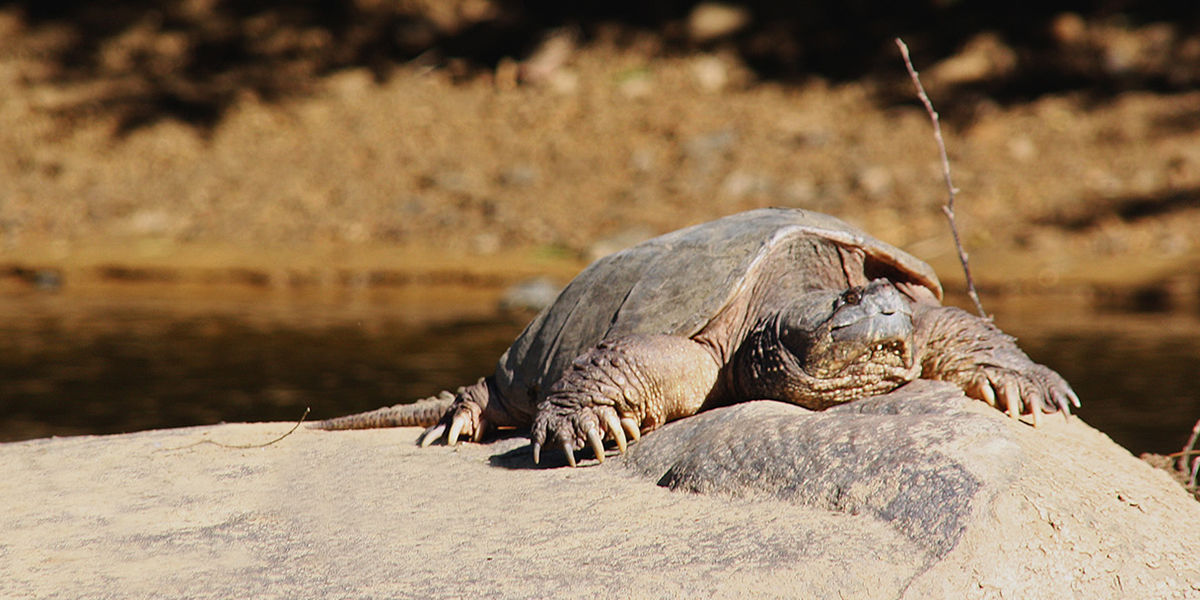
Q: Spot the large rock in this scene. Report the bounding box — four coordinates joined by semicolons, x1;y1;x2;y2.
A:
624;381;1200;597
3;382;1198;599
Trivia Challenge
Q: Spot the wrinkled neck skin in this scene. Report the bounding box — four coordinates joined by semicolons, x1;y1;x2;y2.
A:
732;281;921;410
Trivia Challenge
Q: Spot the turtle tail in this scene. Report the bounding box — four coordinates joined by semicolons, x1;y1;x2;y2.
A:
309;391;456;430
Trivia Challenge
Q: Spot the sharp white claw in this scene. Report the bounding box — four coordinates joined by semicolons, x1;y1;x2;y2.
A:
977;381;996;407
1031;402;1042;427
586;426;606;464
602;412;627;453
620;418;641;442
419;423;446;448
532;442;542;465
446;414;466;446
1004;382;1021;420
1061;391;1075;420
563;440;577;468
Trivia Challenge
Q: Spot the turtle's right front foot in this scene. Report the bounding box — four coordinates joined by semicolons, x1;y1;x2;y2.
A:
529;335;722;467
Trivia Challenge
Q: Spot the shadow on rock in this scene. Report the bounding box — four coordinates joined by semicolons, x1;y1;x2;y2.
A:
488;442;544;469
618;380;1020;559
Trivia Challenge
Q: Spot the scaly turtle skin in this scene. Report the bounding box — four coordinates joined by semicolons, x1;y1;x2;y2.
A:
312;208;1078;466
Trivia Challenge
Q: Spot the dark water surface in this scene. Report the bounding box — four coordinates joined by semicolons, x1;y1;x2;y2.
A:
2;286;1198;456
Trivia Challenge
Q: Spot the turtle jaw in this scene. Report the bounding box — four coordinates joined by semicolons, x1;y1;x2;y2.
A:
803;280;916;376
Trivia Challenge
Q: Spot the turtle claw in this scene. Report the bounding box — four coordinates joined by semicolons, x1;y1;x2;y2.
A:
446;416;466;446
620;417;641;442
418;423;446;447
1050;386;1080;421
975;380;996;408
586;426;606;463
1003;381;1021;420
419;400;484;447
963;377;996;409
602;412;627;453
563;440;577;468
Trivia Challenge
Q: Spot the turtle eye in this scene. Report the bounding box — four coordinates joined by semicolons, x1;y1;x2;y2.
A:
841;288;862;306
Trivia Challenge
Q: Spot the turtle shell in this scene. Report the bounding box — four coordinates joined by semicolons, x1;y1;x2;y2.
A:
495;208;942;407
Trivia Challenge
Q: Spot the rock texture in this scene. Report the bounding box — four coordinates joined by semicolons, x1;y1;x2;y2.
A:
624;382;1018;561
3;382;1199;599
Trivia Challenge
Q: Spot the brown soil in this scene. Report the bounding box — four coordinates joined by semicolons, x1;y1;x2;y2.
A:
2;4;1199;311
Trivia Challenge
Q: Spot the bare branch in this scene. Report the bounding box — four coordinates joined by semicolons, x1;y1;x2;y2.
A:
895;38;988;319
1179;417;1200;481
163;407;310;451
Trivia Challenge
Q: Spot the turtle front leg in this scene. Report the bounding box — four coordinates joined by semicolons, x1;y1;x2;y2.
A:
913;305;1080;424
531;335;722;467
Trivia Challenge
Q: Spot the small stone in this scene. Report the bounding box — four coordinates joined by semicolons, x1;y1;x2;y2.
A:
783;178;818;205
494;57;519;91
519;29;576;86
720;171;773;199
855;166;893;199
125;209;175;235
683;129;737;162
326;68;374;99
1007;136;1037;162
691;55;729;93
929;33;1017;86
687;2;752;44
617;71;654;99
472;232;501;255
630;148;657;174
1051;12;1088;45
498;165;540;187
545;70;579;95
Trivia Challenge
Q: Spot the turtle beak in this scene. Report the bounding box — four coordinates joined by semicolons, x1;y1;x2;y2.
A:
824;280;915;370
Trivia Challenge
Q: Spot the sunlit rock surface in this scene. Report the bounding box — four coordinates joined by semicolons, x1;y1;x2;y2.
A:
3;382;1198;599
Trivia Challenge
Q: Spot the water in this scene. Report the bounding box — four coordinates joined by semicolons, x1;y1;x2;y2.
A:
2;285;1198;456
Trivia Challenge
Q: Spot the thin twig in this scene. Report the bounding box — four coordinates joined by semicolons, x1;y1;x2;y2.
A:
1179;417;1200;482
162;407;310;451
1189;455;1199;491
895;38;988;319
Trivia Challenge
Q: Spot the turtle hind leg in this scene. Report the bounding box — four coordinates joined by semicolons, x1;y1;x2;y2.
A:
310;377;503;446
530;335;722;467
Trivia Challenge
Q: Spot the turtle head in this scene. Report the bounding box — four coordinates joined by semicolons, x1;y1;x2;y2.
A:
790;279;915;376
737;279;919;409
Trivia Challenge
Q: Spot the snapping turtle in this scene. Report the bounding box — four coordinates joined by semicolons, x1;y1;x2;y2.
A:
314;208;1078;466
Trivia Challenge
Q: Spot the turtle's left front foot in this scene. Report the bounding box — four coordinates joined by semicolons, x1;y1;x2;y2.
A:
960;362;1080;426
914;305;1081;426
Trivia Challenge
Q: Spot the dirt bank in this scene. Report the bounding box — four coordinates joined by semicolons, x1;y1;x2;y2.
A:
1;5;1199;310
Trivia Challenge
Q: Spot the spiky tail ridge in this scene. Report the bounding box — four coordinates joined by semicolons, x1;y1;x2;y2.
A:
310;391;455;430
